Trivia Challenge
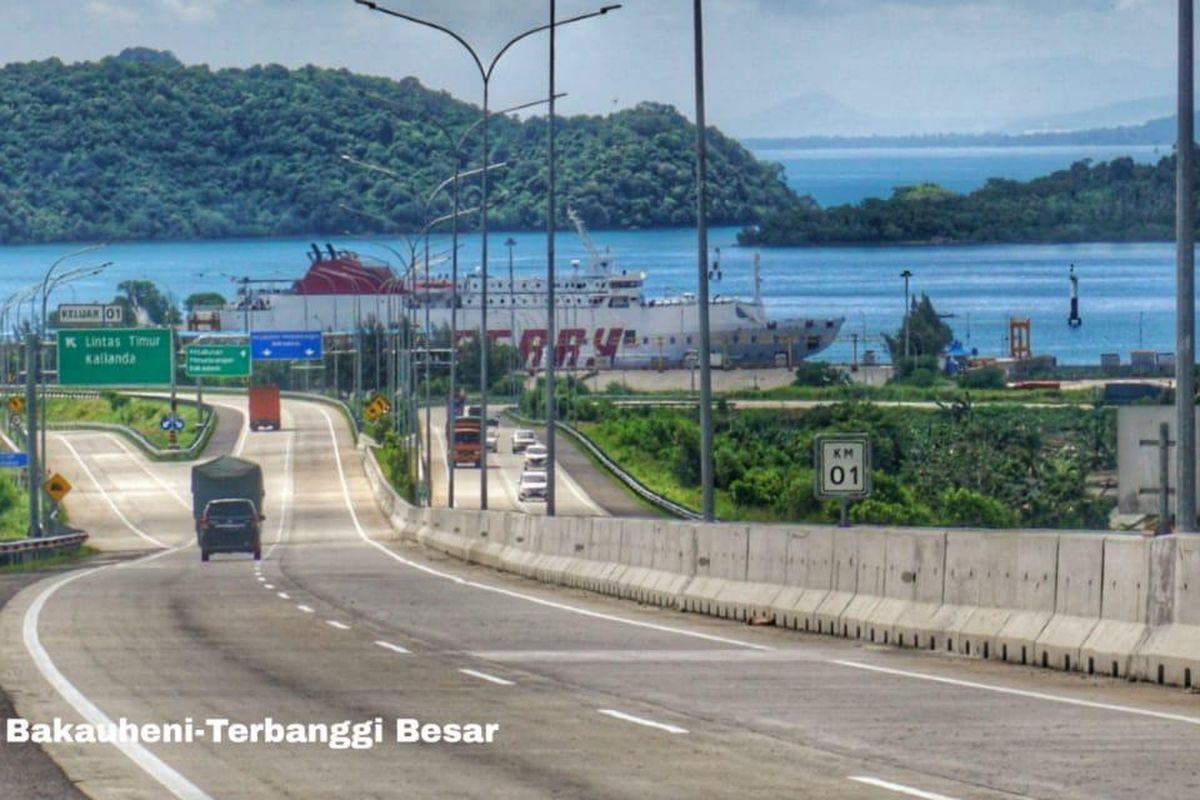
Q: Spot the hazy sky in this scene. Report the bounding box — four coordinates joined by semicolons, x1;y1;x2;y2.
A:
0;0;1180;135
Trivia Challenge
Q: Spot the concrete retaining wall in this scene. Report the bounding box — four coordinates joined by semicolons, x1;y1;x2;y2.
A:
356;441;1200;688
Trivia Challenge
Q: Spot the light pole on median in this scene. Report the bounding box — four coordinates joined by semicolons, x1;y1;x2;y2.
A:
693;0;715;521
900;269;913;365
355;0;620;512
1177;0;1197;532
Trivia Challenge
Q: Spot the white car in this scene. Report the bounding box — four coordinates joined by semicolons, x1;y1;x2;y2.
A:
518;470;548;502
524;443;548;470
511;429;538;453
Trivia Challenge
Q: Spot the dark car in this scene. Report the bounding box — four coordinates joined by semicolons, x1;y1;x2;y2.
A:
198;498;263;562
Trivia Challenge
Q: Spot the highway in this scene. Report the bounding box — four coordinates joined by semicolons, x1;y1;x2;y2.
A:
425;406;605;516
1;395;1198;799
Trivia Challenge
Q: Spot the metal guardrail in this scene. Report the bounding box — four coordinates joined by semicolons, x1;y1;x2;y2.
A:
507;410;703;521
0;531;88;566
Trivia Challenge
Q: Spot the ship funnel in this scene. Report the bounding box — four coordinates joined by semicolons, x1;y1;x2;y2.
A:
310;243;323;263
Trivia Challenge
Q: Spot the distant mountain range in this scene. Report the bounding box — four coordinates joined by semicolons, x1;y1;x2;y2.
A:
733;91;1178;147
743;112;1185;151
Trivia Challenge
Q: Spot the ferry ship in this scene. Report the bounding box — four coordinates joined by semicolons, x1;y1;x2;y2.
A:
191;219;843;370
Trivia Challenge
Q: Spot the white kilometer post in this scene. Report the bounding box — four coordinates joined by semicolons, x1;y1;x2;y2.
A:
813;433;872;528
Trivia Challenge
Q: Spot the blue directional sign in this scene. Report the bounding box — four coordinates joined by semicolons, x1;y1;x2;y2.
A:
250;331;323;361
0;452;28;468
159;415;186;431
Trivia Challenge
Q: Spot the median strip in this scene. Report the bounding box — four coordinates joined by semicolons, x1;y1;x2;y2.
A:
596;709;687;734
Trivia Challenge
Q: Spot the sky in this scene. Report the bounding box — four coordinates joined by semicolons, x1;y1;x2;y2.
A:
0;0;1182;136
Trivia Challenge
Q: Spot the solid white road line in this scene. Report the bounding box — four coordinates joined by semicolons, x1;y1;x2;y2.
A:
100;434;192;511
24;560;212;800
459;668;515;686
264;429;294;559
326;620;351;630
597;709;688;735
848;776;961;800
296;605;314;614
317;408;771;652
55;435;169;549
833;659;1200;727
276;592;290;600
375;640;411;654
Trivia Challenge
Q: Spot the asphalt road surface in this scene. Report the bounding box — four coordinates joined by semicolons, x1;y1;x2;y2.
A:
2;395;1199;799
426;406;605;517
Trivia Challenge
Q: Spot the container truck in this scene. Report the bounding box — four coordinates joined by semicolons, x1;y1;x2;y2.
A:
192;455;265;562
249;385;281;431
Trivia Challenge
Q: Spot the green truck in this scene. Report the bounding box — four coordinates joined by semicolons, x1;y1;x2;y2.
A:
191;455;265;562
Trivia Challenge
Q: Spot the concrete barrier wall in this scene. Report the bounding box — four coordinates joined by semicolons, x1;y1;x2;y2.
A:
1035;534;1104;672
356;441;1199;688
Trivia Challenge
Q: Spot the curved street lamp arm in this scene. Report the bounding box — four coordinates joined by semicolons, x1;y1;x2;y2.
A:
353;1;486;81
486;6;621;81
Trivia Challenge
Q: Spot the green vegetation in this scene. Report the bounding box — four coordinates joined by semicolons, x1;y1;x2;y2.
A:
0;474;29;541
740;155;1191;246
0;50;792;243
46;392;202;450
576;402;1115;529
366;414;419;504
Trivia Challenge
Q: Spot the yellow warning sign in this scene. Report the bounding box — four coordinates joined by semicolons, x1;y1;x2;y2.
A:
43;473;72;503
7;396;23;414
365;395;390;422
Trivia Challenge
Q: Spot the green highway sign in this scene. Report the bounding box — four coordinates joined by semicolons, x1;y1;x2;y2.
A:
57;328;173;386
185;344;250;378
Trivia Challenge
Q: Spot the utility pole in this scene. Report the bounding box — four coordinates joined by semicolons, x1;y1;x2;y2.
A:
25;332;39;537
545;0;559;517
900;269;913;364
694;0;714;521
1177;0;1196;531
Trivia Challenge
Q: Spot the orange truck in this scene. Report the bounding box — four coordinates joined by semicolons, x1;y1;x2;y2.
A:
248;385;281;431
448;415;482;467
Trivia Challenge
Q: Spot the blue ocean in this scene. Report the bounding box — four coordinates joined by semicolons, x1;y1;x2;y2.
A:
0;145;1182;367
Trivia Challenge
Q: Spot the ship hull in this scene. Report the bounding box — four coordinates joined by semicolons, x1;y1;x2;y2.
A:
211;295;842;369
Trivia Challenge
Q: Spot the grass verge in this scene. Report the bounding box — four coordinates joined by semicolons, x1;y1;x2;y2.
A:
46;394;202;450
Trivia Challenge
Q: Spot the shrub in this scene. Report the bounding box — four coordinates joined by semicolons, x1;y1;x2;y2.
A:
793;362;846;388
937;487;1018;528
957;367;1006;390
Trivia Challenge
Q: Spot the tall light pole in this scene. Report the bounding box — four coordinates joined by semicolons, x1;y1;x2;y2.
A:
504;236;518;404
354;0;620;511
1177;0;1196;532
693;0;715;521
900;269;913;364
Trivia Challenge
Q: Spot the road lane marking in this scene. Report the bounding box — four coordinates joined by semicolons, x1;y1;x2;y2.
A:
832;659;1200;727
55;435;169;549
297;604;314;613
597;709;688;734
100;434;191;511
459;668;514;686
264;429;294;559
24;560;213;800
277;592;290;600
326;620;351;630
317;407;771;652
256;576;265;582
263;584;275;590
848;777;961;800
375;640;411;654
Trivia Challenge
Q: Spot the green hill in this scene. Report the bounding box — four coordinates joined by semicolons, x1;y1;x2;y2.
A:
0;50;794;244
739;155;1187;246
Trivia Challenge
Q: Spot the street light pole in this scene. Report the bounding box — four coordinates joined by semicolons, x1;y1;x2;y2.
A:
900;269;913;364
545;0;559;517
693;0;714;522
355;0;620;512
1177;0;1196;531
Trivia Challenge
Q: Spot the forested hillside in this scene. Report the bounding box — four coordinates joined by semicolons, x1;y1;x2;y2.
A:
739;155;1185;246
0;50;794;243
